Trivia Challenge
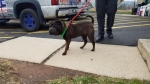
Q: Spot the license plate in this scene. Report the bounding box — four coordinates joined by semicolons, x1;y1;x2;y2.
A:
59;0;79;5
59;0;69;5
68;9;77;13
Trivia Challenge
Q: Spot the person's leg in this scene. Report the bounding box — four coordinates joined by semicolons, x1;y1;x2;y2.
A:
106;0;118;39
95;0;107;42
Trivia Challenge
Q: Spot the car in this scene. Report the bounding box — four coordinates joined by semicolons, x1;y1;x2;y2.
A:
0;0;90;32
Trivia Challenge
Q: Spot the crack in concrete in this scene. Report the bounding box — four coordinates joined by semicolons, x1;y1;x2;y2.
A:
40;44;66;64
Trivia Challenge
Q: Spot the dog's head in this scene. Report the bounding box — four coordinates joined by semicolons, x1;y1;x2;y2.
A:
49;20;66;36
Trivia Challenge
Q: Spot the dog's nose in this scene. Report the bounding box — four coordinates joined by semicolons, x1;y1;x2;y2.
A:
49;30;52;35
49;28;51;31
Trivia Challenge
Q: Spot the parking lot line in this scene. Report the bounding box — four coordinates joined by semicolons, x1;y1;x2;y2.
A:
0;28;22;30
28;31;48;34
113;24;150;28
73;21;148;25
0;36;14;39
11;32;27;34
115;19;134;21
114;20;150;23
73;20;149;24
114;22;148;24
94;23;150;30
0;32;4;34
61;18;144;23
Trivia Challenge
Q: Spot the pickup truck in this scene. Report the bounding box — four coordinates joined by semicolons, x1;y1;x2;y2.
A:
0;0;90;32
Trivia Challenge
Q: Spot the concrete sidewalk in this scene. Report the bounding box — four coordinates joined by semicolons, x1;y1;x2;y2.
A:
0;36;65;63
0;36;150;80
45;42;150;80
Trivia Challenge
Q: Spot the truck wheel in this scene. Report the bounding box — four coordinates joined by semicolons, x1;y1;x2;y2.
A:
20;9;40;32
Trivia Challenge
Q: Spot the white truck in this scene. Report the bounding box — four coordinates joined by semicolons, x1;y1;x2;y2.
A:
0;0;90;32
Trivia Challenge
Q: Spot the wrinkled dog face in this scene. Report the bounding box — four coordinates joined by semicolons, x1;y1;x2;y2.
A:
49;20;65;36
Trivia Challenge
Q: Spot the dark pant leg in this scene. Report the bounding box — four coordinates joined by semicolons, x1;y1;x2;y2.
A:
96;0;107;36
106;0;118;34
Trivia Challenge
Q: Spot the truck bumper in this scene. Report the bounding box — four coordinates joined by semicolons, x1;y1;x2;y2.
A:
56;8;88;18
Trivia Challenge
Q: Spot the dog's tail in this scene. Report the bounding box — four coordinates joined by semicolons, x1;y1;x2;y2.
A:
86;15;94;24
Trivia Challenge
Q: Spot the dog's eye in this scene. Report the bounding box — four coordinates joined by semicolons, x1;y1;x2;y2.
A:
53;26;56;27
50;24;55;27
49;23;53;27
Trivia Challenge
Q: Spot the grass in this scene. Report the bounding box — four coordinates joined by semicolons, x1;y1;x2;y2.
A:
0;59;11;71
87;8;96;13
116;10;131;14
0;59;11;80
47;76;150;84
0;59;21;84
0;58;149;84
88;8;132;14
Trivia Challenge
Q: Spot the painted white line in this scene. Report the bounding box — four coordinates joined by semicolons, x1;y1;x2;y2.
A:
74;21;147;25
94;24;150;29
116;14;139;16
113;24;150;28
114;22;147;24
94;17;150;21
114;20;150;22
73;20;149;24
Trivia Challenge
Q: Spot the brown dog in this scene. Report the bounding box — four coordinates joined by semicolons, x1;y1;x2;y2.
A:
49;15;95;55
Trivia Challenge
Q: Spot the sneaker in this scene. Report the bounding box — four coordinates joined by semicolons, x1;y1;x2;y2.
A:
108;33;113;39
96;36;104;42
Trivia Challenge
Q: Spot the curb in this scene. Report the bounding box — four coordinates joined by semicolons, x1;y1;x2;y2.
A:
138;39;150;71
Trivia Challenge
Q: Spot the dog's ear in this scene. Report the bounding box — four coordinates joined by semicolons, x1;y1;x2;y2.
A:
60;20;66;29
49;20;56;27
55;20;66;28
55;20;62;25
49;21;52;27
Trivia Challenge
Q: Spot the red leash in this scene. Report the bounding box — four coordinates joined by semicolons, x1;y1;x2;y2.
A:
60;0;91;38
67;0;91;27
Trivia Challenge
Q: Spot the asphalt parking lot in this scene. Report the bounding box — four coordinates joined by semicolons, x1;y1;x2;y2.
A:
0;13;150;46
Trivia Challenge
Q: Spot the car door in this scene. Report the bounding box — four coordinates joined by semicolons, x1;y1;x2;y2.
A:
0;0;16;19
0;0;6;19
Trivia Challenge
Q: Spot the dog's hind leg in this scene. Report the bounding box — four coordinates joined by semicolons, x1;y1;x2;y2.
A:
62;39;71;55
88;30;95;51
80;36;87;49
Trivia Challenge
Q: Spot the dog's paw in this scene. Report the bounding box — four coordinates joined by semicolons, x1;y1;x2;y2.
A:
62;53;66;55
80;47;83;49
91;49;95;51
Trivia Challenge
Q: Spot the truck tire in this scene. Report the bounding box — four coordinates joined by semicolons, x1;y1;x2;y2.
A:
20;9;40;32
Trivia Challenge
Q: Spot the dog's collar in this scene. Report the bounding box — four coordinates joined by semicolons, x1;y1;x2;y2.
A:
60;28;68;38
60;22;70;38
60;21;73;38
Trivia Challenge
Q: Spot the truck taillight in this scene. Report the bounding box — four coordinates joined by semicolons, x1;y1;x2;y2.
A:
52;0;58;5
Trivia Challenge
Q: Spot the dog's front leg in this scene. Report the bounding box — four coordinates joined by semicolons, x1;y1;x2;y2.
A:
62;39;71;55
